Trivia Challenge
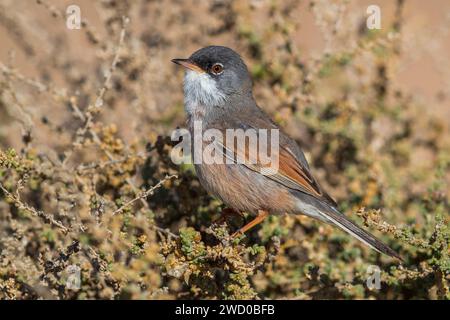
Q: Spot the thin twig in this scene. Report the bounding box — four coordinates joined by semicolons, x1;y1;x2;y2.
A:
0;182;69;233
75;152;148;172
113;174;180;239
112;175;177;216
63;16;129;167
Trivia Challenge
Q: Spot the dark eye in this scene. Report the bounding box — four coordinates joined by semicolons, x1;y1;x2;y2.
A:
211;63;224;75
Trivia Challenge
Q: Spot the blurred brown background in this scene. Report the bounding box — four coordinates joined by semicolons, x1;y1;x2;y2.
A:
1;0;449;147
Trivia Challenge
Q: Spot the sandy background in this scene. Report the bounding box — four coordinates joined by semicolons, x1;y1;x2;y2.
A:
1;0;449;147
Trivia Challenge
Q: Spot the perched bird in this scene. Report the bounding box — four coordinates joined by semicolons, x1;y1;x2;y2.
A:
172;46;401;260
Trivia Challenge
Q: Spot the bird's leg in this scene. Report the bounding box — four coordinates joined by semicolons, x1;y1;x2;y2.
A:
213;207;243;225
231;210;269;238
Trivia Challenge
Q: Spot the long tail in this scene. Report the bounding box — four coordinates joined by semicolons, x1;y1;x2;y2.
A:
318;206;402;261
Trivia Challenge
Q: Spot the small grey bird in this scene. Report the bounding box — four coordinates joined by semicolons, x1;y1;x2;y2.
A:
172;46;401;260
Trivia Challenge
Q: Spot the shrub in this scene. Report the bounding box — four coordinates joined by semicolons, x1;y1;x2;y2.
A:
0;0;448;299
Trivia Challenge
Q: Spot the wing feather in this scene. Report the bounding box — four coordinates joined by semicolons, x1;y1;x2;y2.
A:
214;128;337;207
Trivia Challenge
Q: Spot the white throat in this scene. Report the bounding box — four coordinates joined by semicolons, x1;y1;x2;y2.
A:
183;70;226;116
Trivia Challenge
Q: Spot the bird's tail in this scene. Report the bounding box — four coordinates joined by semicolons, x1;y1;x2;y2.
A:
318;205;402;261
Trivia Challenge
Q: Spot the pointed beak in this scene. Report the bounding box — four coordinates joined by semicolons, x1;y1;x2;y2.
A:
171;58;205;73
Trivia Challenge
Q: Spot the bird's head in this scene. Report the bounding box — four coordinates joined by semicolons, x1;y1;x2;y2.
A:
172;46;252;113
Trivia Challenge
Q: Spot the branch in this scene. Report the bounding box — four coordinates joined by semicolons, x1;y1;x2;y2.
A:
0;182;69;234
112;174;178;216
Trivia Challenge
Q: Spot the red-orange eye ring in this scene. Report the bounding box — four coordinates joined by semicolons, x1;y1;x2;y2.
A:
211;63;224;75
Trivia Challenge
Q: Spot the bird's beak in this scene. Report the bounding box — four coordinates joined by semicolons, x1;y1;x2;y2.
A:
171;58;205;74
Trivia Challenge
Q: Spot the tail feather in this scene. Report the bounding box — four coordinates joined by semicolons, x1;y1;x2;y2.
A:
319;206;402;261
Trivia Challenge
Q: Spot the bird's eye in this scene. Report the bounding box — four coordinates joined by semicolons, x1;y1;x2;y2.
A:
211;63;224;75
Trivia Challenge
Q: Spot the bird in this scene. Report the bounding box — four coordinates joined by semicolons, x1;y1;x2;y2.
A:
172;45;401;260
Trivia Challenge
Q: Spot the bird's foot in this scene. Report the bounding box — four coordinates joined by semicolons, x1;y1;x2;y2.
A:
231;210;269;238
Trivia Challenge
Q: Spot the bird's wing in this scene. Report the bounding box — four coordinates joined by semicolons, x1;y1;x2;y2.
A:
212;118;337;207
212;108;337;207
